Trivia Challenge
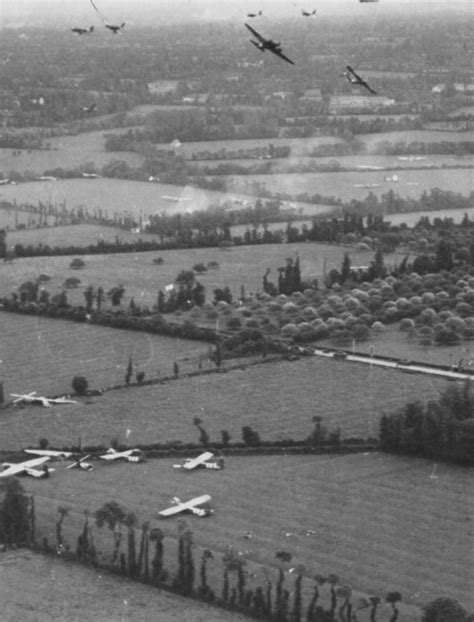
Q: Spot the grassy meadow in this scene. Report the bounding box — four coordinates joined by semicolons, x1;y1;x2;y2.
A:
0;550;249;622
0;241;379;304
0;348;449;449
0;128;144;176
0;313;210;398
0;178;273;217
21;452;474;618
224;167;474;202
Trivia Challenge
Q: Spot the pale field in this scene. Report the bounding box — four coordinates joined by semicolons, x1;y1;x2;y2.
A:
0;127;145;177
0;346;448;449
224;167;474;202
0;242;379;305
5;223;162;248
0;178;281;217
0;549;249;622
20;453;474;619
190;153;474;171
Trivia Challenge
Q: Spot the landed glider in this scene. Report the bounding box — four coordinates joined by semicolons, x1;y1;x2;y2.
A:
158;494;213;518
0;456;52;478
172;451;224;471
99;448;144;463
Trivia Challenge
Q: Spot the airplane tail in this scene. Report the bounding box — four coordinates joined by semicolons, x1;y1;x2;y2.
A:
89;26;94;32
172;497;181;505
121;22;126;28
107;448;117;454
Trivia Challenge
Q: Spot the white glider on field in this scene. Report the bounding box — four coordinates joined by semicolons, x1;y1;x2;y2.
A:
172;451;224;471
0;456;53;478
11;392;77;408
99;448;144;463
158;494;213;518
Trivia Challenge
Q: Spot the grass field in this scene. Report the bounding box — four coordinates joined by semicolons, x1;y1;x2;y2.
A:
0;178;275;217
0;128;143;176
0;241;379;305
190;153;474;172
0;345;449;449
21;452;474;618
0;313;210;399
223;167;474;202
0;549;249;622
5;223;162;248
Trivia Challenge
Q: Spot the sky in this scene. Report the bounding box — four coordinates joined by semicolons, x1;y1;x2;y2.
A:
0;0;472;27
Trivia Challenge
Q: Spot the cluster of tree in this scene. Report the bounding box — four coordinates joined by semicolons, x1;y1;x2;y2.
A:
380;380;474;464
0;479;35;549
263;256;303;296
157;271;205;313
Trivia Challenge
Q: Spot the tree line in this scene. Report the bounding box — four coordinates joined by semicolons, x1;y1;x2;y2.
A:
380;380;474;465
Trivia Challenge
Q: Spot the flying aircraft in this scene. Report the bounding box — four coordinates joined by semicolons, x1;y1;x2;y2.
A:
245;23;295;65
247;10;262;17
82;103;97;113
342;65;377;95
24;448;74;459
301;9;316;16
105;23;126;34
0;456;52;478
172;451;224;471
99;448;144;463
67;455;94;472
359;0;379;3
71;26;94;35
89;0;125;34
158;494;213;518
10;392;77;408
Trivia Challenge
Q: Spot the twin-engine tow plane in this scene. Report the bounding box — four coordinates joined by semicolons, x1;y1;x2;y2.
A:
99;448;144;463
158;494;213;518
245;23;295;65
11;392;77;408
0;456;53;479
172;451;224;471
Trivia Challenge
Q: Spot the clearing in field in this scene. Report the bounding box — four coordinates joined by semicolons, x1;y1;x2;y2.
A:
21;452;474;619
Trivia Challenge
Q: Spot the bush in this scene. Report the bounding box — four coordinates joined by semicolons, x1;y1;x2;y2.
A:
70;258;85;269
71;375;88;395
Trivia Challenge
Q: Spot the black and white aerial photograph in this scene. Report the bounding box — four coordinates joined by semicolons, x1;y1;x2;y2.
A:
0;0;473;620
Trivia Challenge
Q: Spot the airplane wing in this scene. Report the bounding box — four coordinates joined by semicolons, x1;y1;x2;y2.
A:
1;457;50;477
24;449;73;458
99;452;117;460
245;23;267;44
183;452;214;470
271;48;295;65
